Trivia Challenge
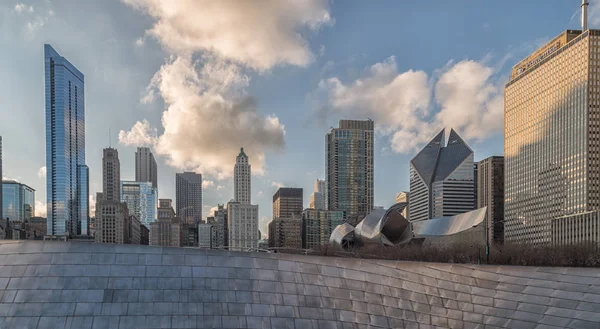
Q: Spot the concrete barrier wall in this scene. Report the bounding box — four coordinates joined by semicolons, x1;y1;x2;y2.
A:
0;241;599;329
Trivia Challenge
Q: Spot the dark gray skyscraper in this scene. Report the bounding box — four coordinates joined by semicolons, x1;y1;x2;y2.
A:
45;44;89;236
478;156;504;245
326;120;374;218
176;172;203;224
136;147;158;190
409;129;475;222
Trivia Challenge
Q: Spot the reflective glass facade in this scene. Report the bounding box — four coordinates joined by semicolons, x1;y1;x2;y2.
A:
45;44;87;236
2;181;35;222
121;181;157;228
326;120;374;217
505;30;600;244
302;209;344;249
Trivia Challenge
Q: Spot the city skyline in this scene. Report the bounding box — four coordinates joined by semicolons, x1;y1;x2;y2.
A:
3;1;598;235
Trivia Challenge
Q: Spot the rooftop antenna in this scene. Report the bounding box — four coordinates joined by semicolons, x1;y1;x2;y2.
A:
583;0;590;31
109;128;111;148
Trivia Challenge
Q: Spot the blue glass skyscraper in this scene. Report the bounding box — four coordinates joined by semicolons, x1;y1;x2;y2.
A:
45;44;88;236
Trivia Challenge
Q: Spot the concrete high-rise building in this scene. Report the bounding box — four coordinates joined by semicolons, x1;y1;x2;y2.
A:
477;156;504;245
505;22;600;244
227;202;258;252
409;129;475;222
44;44;89;237
207;204;227;249
151;199;182;247
326;120;374;218
234;148;251;204
273;187;303;219
309;179;326;210
268;217;302;250
135;147;158;189
176;172;202;225
301;209;344;250
2;181;35;222
198;223;217;249
120;181;158;228
95;148;132;244
395;191;410;219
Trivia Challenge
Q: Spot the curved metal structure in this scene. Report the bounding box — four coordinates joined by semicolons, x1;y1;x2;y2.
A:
354;202;411;246
328;222;355;250
1;240;600;329
412;207;487;237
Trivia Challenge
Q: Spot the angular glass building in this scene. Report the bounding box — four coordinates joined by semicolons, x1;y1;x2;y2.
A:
120;181;157;228
44;44;88;236
409;129;475;222
1;180;35;222
326;120;374;218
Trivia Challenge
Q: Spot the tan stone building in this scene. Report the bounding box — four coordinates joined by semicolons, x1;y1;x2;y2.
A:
268;216;302;250
150;199;182;247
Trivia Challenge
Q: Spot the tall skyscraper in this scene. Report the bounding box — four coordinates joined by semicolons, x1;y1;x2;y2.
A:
2;180;35;222
176;172;203;224
309;179;326;210
326;120;374;218
44;44;89;237
477;156;504;245
121;181;158;228
273;187;303;219
409;129;475;222
135;147;158;189
234;148;251;204
96;148;131;244
505;20;600;244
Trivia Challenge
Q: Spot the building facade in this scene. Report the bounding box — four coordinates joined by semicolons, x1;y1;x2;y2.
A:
234;148;251;204
135;147;158;190
44;44;89;237
120;181;157;228
505;28;600;244
140;224;149;245
207;204;227;249
302;209;344;250
227;202;258;251
0;136;3;222
198;223;217;249
326;120;374;218
273;187;303;219
309;179;326;210
395;191;410;219
2;181;35;222
477;156;505;245
409;129;475;222
176;172;203;225
268;217;302;250
150;199;182;247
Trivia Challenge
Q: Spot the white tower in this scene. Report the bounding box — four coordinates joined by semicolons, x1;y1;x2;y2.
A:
234;148;251;204
583;0;590;31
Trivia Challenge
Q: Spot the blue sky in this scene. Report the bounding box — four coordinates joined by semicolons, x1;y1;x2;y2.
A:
0;0;596;235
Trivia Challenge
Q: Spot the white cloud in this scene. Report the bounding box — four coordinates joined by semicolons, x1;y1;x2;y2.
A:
257;191;264;197
14;3;34;13
37;166;46;179
121;0;331;71
118;119;156;147
259;215;271;237
35;201;47;217
202;180;214;189
134;37;145;47
12;1;55;34
216;185;224;191
271;181;285;189
207;206;218;217
316;56;503;153
121;0;330;180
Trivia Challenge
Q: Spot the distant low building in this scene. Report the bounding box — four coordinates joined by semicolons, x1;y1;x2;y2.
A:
150;199;182;247
268;216;302;250
198;223;217;249
140;224;149;245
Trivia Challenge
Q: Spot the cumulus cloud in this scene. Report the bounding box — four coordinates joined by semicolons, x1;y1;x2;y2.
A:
316;56;503;153
89;194;96;215
271;181;285;189
121;0;329;179
35;200;47;217
121;0;331;70
202;180;214;189
37;166;46;179
14;3;34;13
12;1;54;34
207;206;218;217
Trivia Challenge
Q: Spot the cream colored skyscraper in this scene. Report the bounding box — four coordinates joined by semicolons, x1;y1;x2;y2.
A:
505;26;600;245
234;148;251;204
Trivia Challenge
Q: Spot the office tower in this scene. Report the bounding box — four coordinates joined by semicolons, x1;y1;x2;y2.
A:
44;44;89;237
309;179;326;210
0;136;3;222
95;148;132;244
234;148;251;204
477;156;505;245
326;119;374;218
140;225;149;245
273;187;303;219
227;202;258;251
121;181;158;228
268;217;302;250
198;223;217;249
395;191;410;219
302;209;344;249
409;129;475;222
207;204;227;248
505;19;600;244
2;180;35;221
176;172;202;224
135;147;158;189
150;199;182;247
